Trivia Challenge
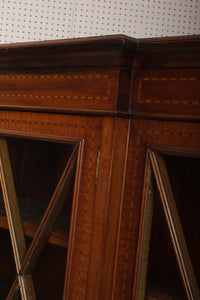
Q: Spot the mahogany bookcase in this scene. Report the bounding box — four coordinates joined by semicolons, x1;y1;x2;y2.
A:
0;35;199;300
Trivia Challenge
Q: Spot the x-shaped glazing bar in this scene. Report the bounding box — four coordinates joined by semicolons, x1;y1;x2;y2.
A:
0;136;78;300
0;138;36;300
149;150;200;300
7;142;78;299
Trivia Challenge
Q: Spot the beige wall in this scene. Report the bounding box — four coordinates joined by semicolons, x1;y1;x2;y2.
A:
0;0;199;44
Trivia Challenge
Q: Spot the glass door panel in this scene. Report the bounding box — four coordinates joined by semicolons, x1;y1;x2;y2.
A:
0;228;17;298
26;234;68;299
0;135;79;299
146;177;187;299
137;151;200;300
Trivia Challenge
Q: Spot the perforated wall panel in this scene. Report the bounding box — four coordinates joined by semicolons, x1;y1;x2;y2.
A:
0;0;200;44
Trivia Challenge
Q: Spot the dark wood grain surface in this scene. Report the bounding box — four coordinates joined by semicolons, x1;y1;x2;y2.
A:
0;35;199;299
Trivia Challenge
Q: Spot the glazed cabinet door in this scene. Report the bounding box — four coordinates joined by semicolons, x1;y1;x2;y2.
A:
0;110;117;300
111;119;200;300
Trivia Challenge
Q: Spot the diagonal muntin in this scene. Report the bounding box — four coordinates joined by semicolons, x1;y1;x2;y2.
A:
4;140;78;299
0;137;36;300
149;150;200;300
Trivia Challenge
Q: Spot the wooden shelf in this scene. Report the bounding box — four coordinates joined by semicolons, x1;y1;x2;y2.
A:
0;215;68;248
0;194;70;248
145;271;188;300
146;289;183;300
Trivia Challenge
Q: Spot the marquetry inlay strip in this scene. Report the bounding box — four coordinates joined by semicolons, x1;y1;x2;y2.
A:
0;73;112;102
0;117;98;130
0;74;111;79
142;77;198;80
138;77;200;105
0;94;110;101
120;128;142;297
142;129;200;138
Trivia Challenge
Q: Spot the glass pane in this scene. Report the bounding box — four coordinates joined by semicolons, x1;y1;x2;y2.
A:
0;136;75;243
143;154;200;300
30;238;68;300
146;179;187;299
164;155;200;285
138;154;200;300
0;228;17;298
0;135;77;298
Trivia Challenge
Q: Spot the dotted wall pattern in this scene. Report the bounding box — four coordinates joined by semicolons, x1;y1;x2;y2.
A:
0;0;200;44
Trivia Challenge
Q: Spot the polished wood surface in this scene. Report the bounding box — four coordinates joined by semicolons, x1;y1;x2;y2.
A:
0;35;199;119
0;35;199;299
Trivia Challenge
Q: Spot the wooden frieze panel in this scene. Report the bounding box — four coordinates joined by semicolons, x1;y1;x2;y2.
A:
0;69;119;112
132;69;200;117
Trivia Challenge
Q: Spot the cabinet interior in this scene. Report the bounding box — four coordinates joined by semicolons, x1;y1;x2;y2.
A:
140;153;200;300
0;135;78;299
